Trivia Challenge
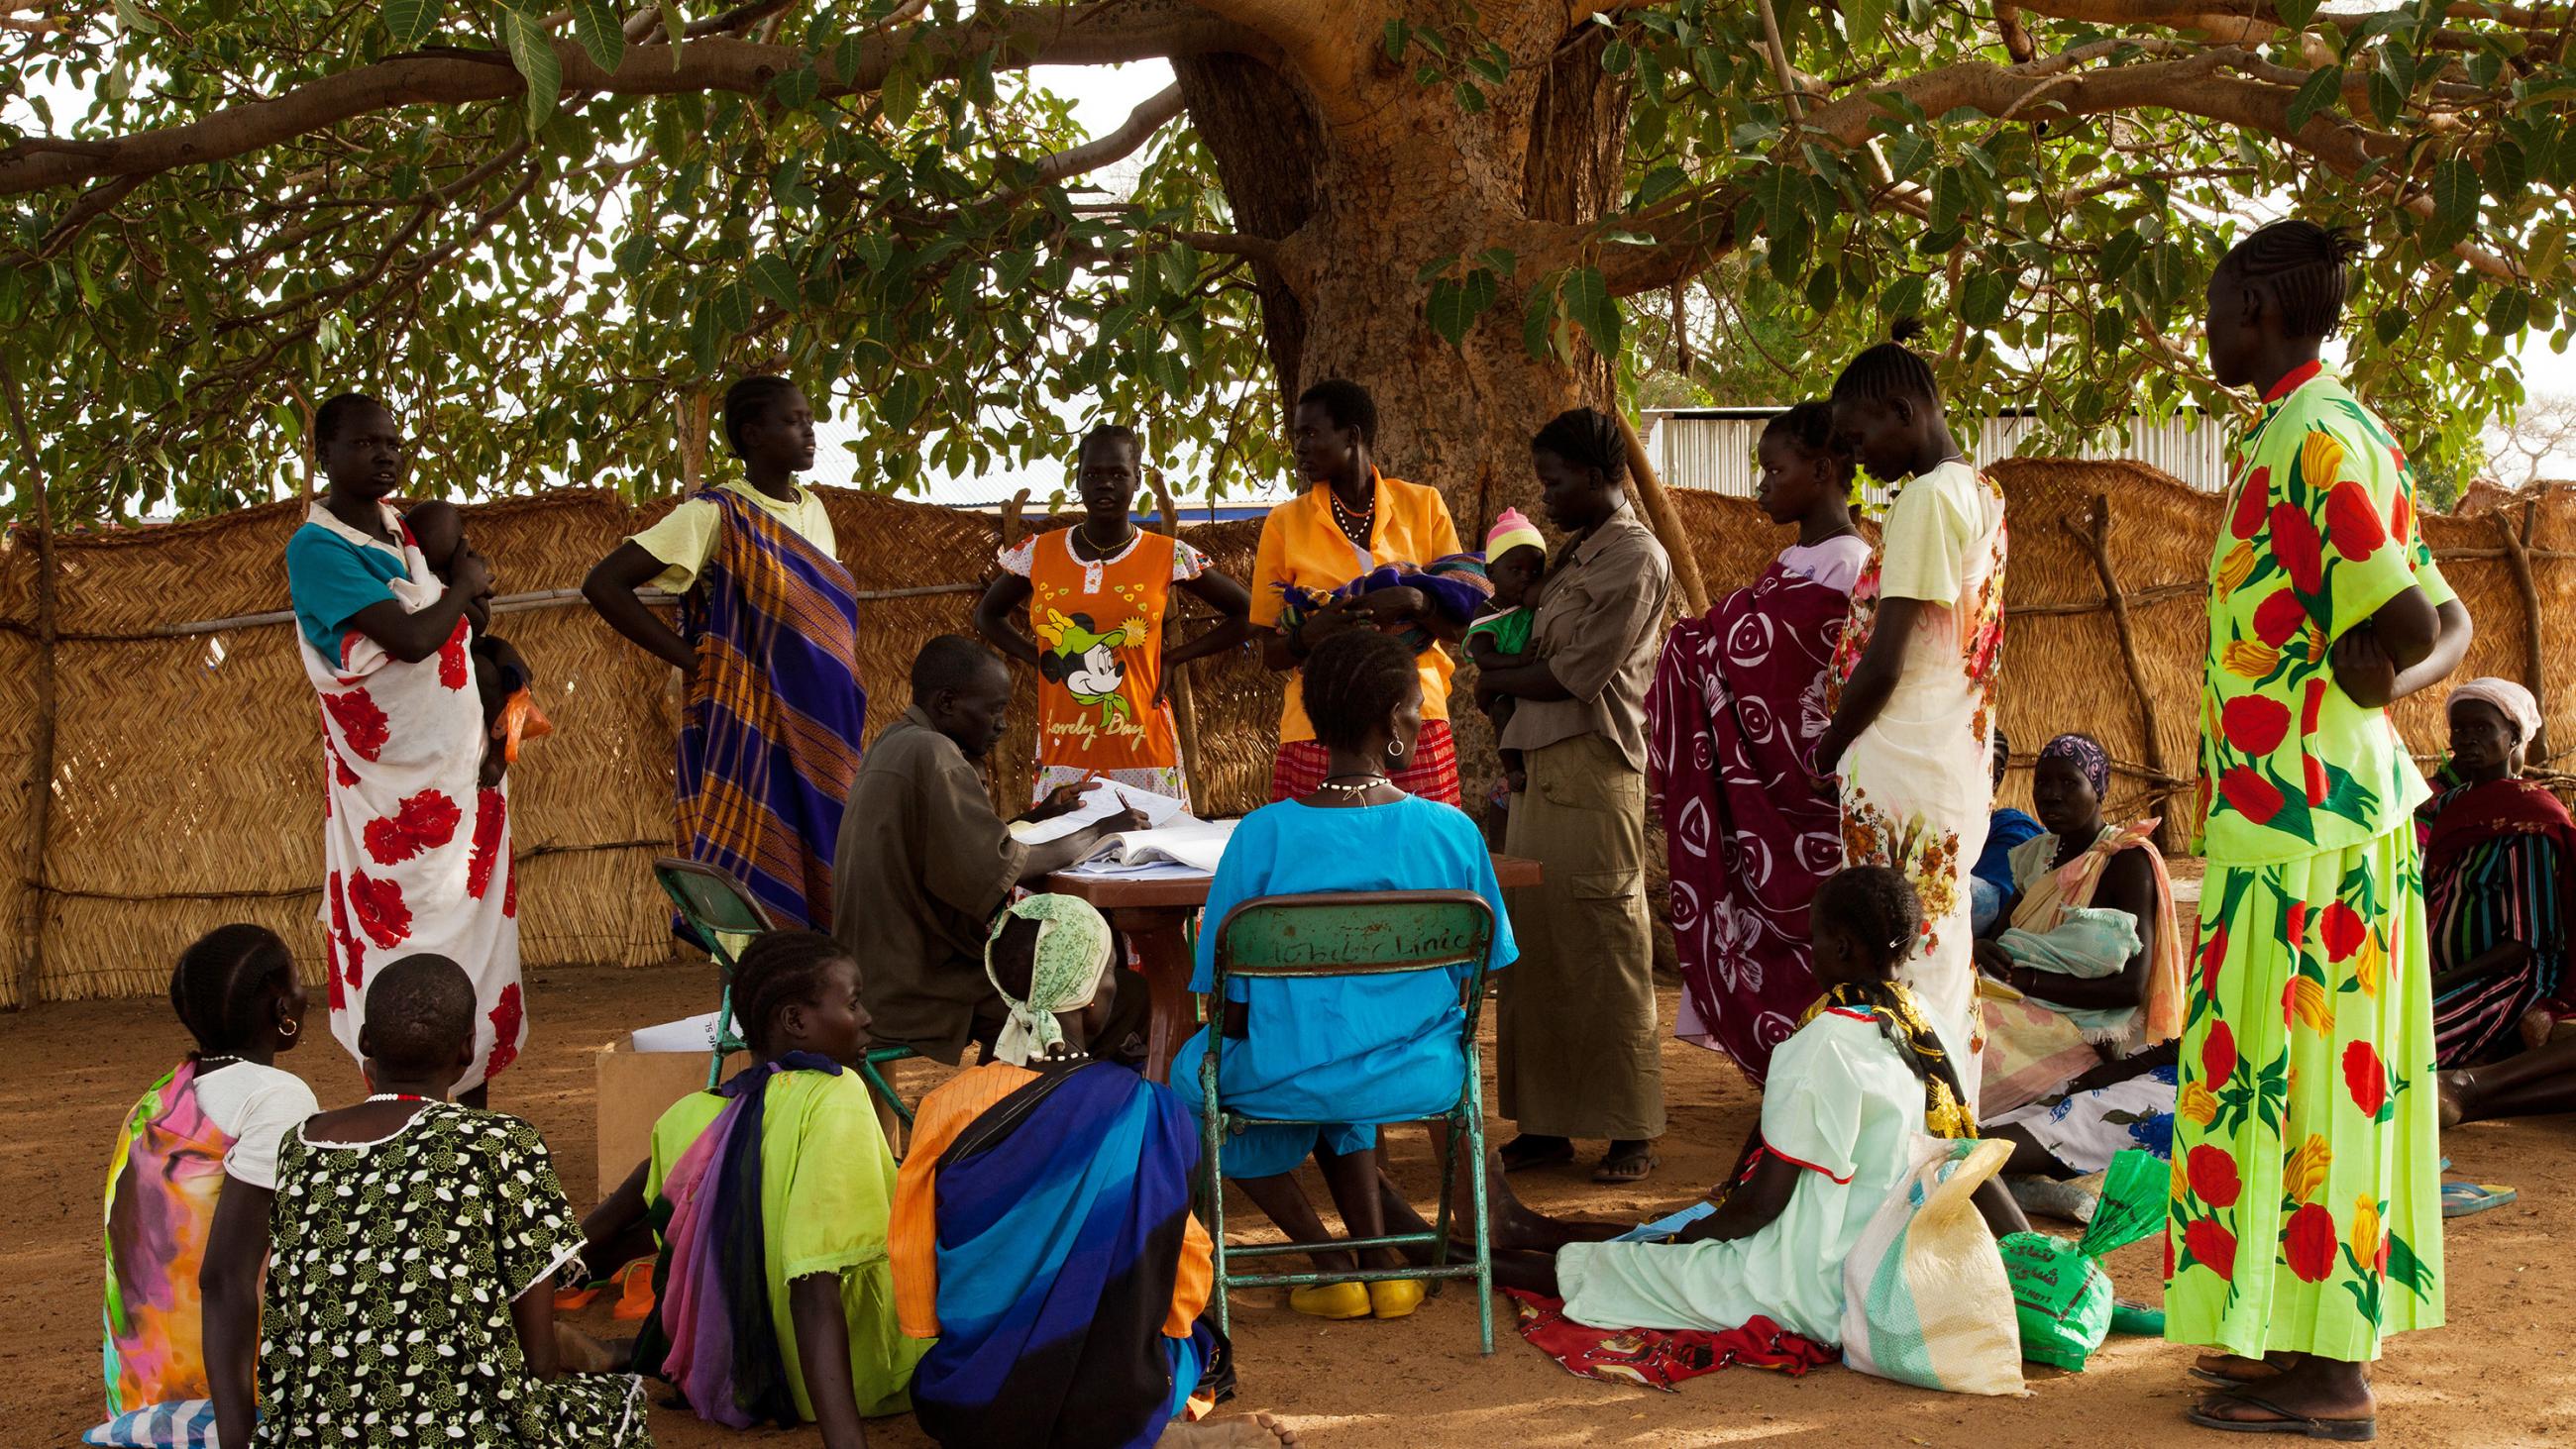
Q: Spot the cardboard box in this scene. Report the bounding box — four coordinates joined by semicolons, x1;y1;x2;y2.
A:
593;1038;745;1198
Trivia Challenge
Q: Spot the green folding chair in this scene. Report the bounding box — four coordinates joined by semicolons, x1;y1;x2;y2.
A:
649;857;916;1127
1198;889;1499;1353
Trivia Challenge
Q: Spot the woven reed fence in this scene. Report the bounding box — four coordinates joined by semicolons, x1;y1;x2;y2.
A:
3;464;2566;1008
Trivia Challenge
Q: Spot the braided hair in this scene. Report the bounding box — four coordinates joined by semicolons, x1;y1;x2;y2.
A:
312;392;383;448
1830;317;1942;407
1297;378;1379;449
1077;422;1139;466
361;954;477;1075
1303;627;1422;755
732;930;855;1056
1812;865;1922;976
2219;220;2366;340
1807;866;1972;1134
169;924;294;1057
1761;400;1854;477
721;374;801;460
1530;406;1630;485
1990;725;2013;791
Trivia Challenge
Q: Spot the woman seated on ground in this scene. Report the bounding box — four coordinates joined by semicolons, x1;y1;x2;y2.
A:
596;931;923;1446
1975;734;2186;1194
2423;678;2574;1067
892;895;1295;1449
1169;626;1517;1323
97;926;316;1448
1482;867;2024;1342
232;954;646;1447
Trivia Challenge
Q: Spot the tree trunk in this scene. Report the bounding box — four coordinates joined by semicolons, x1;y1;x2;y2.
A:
1179;21;1628;536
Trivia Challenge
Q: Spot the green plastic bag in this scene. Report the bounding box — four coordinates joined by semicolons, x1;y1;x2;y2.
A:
1999;1149;2168;1371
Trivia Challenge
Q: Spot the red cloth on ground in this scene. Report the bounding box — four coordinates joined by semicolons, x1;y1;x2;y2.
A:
1503;1290;1837;1391
1269;720;1460;805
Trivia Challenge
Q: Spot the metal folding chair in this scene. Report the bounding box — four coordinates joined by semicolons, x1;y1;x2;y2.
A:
649;857;916;1127
1197;889;1498;1353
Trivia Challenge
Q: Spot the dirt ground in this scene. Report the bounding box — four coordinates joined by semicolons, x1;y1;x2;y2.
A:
13;959;2573;1447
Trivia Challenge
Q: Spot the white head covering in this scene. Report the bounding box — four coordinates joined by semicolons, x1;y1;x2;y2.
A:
2448;677;2543;746
984;893;1117;1066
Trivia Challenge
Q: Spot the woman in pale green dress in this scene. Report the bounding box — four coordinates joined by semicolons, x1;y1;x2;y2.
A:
1491;867;2024;1342
2171;221;2471;1440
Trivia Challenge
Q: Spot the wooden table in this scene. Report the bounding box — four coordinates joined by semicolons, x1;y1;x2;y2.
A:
1046;853;1543;1083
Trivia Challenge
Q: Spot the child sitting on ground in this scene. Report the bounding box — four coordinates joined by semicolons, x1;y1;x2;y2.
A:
601;930;923;1447
96;925;318;1449
1488;866;2027;1343
1466;507;1548;794
225;954;645;1446
404;499;547;784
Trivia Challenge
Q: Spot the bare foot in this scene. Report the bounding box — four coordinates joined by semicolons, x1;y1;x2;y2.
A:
2192;1350;2300;1385
1159;1411;1300;1446
2437;1069;2472;1130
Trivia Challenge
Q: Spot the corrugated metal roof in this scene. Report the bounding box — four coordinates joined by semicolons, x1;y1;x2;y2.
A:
1644;406;2234;500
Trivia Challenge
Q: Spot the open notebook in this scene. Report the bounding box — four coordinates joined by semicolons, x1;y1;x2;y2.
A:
1056;817;1238;879
1009;778;1190;845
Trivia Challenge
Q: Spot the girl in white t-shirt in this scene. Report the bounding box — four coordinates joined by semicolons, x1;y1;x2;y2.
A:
94;925;317;1448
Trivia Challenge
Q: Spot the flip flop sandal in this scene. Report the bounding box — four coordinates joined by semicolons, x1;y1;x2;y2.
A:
2188;1355;2293;1389
1499;1136;1574;1173
2185;1392;2375;1441
1592;1149;1658;1185
2439;1182;2518;1218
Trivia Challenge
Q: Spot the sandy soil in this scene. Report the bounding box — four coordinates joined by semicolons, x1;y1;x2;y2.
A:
13;959;2573;1447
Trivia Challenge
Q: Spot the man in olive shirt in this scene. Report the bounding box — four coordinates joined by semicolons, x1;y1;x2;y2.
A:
1476;408;1674;1185
831;635;1136;1063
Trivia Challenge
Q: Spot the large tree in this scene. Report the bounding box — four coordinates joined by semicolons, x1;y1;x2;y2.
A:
4;1;2571;530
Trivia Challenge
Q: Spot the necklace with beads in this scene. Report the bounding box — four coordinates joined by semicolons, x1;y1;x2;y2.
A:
196;1054;242;1072
364;1091;435;1104
1328;482;1373;543
1316;774;1390;796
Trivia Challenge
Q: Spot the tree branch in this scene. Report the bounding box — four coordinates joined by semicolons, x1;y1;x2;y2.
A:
0;2;1249;197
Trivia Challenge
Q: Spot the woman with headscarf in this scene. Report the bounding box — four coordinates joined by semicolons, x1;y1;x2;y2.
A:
2421;677;2573;1066
1976;734;2188;1185
892;896;1285;1449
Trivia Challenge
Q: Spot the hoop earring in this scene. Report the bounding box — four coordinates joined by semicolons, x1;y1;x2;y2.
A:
277;1015;299;1039
1387;739;1407;761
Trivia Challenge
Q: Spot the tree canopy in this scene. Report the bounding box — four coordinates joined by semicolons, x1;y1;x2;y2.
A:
4;1;2571;527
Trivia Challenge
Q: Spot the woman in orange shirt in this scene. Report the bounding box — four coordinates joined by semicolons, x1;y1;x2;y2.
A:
976;424;1252;808
1249;379;1467;805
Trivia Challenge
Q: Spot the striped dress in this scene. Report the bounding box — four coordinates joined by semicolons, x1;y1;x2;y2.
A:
2426;778;2572;1066
675;487;867;931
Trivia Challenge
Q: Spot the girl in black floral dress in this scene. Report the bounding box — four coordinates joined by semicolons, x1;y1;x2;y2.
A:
241;955;649;1448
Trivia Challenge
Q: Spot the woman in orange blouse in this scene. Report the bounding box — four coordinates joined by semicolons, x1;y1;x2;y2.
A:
1248;378;1467;805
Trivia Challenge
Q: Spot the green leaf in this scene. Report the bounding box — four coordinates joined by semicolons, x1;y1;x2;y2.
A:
1477;247;1518;279
1523;279;1557;361
498;7;562;136
1559;265;1619;357
1881;133;1933;181
1960;267;2009;329
1881;273;1928;321
748;254;802;311
380;0;442;48
2273;0;2320;27
713;278;754;334
1427;268;1500;348
1804;264;1840;316
2426;158;2480;250
770;63;820;111
2285;66;2342;134
2486;288;2531;338
1631;164;1687;209
2374;307;2412;346
2098;229;2145;282
1601;41;1634;75
570;0;622;72
1159;241;1202;296
883;61;920;127
1844;0;1888;48
2367;68;2404;130
2482;140;2528;202
1414;254;1460;286
880;372;924;430
1453;82;1488;116
659;0;683;51
1382;19;1409;61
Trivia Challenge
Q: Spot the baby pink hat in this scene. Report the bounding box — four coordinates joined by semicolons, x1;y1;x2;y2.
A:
1485;507;1545;560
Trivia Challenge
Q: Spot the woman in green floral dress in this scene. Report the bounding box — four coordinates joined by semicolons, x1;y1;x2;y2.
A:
243;956;650;1448
2170;220;2472;1440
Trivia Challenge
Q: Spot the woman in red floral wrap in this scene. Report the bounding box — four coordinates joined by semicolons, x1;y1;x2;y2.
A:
284;393;524;1104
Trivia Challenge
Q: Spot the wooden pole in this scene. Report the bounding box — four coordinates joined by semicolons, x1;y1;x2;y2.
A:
2498;501;2549;758
1143;472;1205;811
2067;493;2175;849
2;361;59;1010
1615;410;1709;616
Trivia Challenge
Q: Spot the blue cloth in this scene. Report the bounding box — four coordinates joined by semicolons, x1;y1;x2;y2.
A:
912;1062;1212;1449
284;522;407;660
1169;795;1517;1179
1971;876;2006;936
1975;807;2043;896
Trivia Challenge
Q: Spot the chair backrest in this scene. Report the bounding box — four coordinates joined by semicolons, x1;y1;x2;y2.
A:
1213;890;1494;995
652;856;777;970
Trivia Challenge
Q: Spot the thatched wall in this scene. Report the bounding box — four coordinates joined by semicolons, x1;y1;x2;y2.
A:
3;465;2566;1007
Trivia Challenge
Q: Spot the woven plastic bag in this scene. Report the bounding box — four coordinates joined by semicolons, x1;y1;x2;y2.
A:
1999;1148;2170;1371
1839;1136;2025;1397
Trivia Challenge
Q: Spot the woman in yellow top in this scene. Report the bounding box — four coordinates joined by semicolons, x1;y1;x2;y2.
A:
974;424;1252;807
1249;378;1467;805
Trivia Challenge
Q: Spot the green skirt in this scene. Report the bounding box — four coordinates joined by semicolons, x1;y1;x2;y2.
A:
2165;827;2444;1361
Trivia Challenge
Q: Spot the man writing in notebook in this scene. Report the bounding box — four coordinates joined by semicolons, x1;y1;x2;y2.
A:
832;635;1143;1063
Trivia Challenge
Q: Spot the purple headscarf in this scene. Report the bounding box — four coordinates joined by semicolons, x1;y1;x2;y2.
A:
2038;733;2111;797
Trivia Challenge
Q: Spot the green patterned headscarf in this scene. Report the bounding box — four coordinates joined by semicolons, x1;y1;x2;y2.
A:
984;893;1116;1065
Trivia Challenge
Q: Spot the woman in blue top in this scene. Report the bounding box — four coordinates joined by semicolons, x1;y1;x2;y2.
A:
1170;626;1516;1323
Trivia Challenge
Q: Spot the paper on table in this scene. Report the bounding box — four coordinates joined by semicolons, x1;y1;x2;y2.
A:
1058;816;1237;877
631;1010;725;1053
1010;778;1190;844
